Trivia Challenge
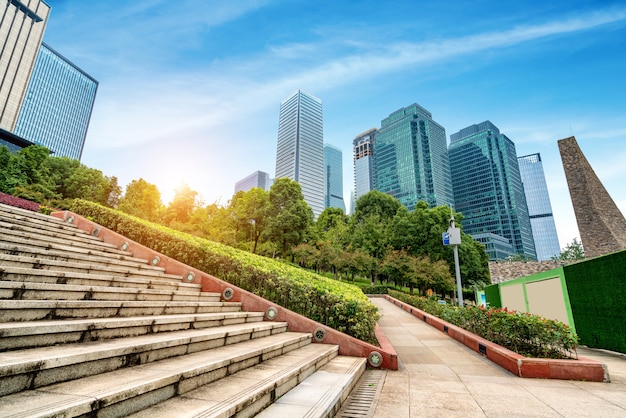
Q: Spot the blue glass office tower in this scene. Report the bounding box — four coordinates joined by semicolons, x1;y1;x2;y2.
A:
353;128;377;200
275;90;324;217
324;143;345;212
518;153;560;260
374;103;453;210
448;121;536;260
234;170;272;194
14;43;98;160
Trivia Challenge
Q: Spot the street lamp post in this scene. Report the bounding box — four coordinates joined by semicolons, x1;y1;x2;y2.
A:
442;213;463;307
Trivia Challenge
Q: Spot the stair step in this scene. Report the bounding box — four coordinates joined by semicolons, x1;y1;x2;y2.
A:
0;311;263;350
0;332;311;417
0;242;165;271
0;204;70;227
256;355;366;418
0;214;96;242
127;343;340;418
0;225;127;255
0;253;180;280
0;299;243;322
0;266;196;292
0;321;290;397
0;280;210;304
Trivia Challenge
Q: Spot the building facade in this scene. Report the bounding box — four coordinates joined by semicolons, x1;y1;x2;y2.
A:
234;170;272;194
324;143;345;212
518;153;560;260
275;89;325;217
0;0;50;131
374;103;453;210
448;121;536;260
353;128;377;200
14;43;98;160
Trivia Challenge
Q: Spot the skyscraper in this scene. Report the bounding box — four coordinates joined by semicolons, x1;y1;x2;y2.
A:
234;170;272;194
518;153;560;260
14;43;98;160
374;103;453;210
353;128;377;200
275;90;324;217
448;121;536;260
0;0;50;131
324;143;345;212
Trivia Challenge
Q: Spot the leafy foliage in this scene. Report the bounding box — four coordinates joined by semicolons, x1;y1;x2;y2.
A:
67;199;380;344
389;290;579;358
552;238;585;261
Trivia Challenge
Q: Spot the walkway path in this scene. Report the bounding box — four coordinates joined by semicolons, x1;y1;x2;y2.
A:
370;297;626;417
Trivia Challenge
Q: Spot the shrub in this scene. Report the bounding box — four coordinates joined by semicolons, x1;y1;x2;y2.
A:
0;192;40;212
389;290;578;358
67;200;379;344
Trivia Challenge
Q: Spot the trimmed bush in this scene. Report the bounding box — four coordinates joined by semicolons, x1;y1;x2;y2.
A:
0;192;39;212
389;290;578;358
67;200;379;344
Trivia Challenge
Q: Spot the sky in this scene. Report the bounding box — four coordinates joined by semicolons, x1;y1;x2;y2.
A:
41;0;626;250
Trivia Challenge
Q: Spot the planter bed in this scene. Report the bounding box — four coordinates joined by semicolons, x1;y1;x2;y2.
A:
384;295;609;382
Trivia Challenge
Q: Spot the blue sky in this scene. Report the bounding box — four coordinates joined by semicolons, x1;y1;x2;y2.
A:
42;0;626;249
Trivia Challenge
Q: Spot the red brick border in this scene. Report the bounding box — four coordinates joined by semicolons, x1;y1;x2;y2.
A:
384;295;609;382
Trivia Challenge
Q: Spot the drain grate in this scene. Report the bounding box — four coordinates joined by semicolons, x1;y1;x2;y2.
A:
334;369;387;418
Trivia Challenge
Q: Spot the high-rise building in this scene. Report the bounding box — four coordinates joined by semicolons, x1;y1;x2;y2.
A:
448;121;536;260
518;153;560;260
353;128;377;200
374;103;453;210
0;0;50;131
14;43;98;160
324;143;345;212
275;89;324;217
234;170;272;194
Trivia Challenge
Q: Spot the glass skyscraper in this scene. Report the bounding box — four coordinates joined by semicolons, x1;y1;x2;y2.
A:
353;128;377;200
448;121;536;260
14;43;98;160
275;89;324;218
234;170;272;194
374;103;453;210
518;153;560;260
324;143;345;212
0;1;50;131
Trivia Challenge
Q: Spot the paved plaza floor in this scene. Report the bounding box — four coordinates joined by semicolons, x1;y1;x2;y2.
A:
370;297;626;417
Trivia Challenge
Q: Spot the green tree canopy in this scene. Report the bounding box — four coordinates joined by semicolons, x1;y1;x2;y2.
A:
118;178;163;221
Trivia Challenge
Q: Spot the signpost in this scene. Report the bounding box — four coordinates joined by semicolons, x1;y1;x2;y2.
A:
443;212;463;307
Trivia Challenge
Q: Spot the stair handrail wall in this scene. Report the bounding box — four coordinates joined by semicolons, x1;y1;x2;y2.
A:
50;210;398;370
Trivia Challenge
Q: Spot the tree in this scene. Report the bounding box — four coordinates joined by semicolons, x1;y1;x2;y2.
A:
118;178;163;221
553;238;585;261
353;190;402;223
229;188;270;253
265;178;312;258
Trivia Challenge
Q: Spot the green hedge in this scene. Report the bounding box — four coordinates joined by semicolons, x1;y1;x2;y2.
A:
389;290;578;358
67;200;379;344
564;250;626;354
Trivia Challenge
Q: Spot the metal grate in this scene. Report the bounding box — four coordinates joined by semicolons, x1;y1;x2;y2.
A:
334;369;387;418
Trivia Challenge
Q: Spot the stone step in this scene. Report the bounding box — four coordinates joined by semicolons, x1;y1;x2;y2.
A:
0;265;197;292
0;321;291;397
0;299;243;322
0;224;125;254
0;203;71;227
0;212;95;242
256;355;366;418
0;280;215;304
0;241;164;272
0;230;138;260
127;343;341;418
0;311;265;351
0;332;311;417
0;253;185;282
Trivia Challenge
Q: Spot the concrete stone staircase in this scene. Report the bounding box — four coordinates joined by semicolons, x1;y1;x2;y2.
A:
0;203;366;417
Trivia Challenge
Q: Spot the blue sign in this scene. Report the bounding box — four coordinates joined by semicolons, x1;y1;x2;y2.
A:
442;232;450;245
